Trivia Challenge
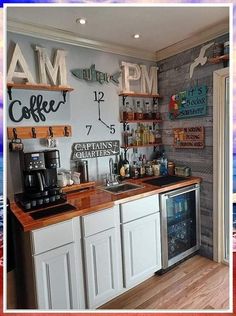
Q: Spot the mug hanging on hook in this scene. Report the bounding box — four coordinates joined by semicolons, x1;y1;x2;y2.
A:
9;128;24;152
46;126;57;148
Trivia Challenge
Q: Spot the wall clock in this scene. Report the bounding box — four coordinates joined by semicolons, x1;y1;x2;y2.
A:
85;90;116;135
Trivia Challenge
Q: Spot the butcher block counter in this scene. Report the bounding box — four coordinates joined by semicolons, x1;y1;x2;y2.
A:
10;176;201;232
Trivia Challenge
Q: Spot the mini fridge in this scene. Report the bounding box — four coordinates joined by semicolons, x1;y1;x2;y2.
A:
160;184;200;269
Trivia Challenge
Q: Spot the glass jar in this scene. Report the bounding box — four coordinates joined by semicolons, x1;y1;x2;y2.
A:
145;162;153;176
152;161;161;176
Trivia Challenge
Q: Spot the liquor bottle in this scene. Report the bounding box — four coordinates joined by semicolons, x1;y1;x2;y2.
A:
152;100;161;120
122;102;128;121
128;127;134;146
144;101;152;119
134;124;142;146
149;126;155;144
123;124;129;147
123;153;130;178
139;155;146;177
118;153;125;180
126;101;134;120
154;127;162;144
142;125;149;145
134;100;143;120
160;151;168;175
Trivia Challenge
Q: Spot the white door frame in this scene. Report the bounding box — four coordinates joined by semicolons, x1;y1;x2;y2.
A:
213;67;229;263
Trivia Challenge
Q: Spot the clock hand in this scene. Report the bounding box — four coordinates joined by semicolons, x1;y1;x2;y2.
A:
97;100;112;130
98;101;101;120
99;117;111;130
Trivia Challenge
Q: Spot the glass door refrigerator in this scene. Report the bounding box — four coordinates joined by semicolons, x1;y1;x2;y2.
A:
160;184;200;269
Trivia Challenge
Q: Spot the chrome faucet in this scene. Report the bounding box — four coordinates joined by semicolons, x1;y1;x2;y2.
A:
106;158;119;186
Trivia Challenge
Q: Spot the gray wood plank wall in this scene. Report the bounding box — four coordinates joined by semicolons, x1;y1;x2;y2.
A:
157;34;229;259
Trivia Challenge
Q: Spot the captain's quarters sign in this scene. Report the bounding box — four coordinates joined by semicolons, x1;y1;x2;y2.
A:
173;126;205;149
71;140;120;159
169;85;207;120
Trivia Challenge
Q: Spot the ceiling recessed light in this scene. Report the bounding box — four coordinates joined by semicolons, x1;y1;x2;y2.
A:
133;34;140;39
76;18;87;25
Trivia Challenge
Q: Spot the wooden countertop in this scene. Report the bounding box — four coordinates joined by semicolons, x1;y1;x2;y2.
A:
10;176;201;232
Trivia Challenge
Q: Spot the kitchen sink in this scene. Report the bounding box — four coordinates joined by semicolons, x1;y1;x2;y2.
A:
100;183;143;194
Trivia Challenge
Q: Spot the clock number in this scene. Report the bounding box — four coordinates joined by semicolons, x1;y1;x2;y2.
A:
110;125;115;134
94;91;104;102
86;124;92;135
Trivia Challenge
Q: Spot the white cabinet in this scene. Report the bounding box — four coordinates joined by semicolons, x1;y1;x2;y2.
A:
34;243;80;309
31;218;85;310
121;196;162;289
82;206;122;308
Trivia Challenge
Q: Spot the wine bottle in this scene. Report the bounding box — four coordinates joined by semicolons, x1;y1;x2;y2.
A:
118;153;125;180
123;153;130;178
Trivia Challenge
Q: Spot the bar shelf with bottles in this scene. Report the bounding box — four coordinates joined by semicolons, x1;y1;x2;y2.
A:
120;119;162;124
120;94;163;150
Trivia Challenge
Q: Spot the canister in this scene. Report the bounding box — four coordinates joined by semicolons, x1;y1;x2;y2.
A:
168;161;175;176
152;162;161;176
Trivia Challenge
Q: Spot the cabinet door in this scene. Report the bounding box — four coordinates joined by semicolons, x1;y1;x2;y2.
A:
84;228;122;308
34;243;81;309
122;212;162;288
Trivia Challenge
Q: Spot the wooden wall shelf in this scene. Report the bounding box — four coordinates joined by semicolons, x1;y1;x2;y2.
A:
120;119;162;124
7;82;74;92
208;54;229;64
119;92;161;99
7;125;72;140
7;83;74;101
121;143;162;149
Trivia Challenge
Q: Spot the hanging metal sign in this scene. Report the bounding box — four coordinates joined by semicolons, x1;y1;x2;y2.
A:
71;140;120;160
71;64;120;85
169;85;207;120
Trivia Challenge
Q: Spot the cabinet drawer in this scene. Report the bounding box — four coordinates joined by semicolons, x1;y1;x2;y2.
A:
82;207;116;237
120;195;158;223
31;219;76;255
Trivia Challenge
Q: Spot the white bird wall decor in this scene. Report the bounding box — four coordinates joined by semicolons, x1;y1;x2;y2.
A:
189;42;214;79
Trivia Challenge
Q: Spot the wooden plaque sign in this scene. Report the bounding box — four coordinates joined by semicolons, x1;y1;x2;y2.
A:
169;85;207;120
71;140;120;160
173;126;205;149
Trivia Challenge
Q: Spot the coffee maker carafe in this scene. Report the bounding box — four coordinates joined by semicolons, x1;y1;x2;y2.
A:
16;150;65;211
23;151;47;196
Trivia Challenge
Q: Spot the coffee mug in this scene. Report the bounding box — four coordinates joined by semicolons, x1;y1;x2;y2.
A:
9;138;24;151
46;137;57;148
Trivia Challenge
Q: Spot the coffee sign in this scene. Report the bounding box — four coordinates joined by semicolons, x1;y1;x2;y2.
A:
71;140;120;159
169;85;207;120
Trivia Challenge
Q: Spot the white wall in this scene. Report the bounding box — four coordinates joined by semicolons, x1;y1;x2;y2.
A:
7;32;155;199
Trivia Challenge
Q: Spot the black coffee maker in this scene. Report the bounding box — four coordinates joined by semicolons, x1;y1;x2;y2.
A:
16;149;66;211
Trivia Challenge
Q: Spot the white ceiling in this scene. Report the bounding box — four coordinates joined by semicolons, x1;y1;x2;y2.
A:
7;6;229;60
